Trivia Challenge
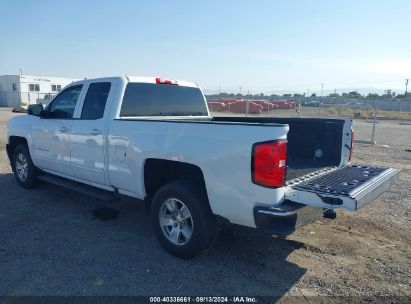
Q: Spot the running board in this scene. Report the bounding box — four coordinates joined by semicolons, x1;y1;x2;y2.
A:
37;174;119;203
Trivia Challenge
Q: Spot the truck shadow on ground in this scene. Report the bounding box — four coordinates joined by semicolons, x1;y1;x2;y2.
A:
0;172;306;296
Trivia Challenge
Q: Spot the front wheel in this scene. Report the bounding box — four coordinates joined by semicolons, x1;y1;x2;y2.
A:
12;144;37;188
151;180;216;259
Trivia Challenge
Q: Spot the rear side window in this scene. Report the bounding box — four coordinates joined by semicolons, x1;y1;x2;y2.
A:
120;83;208;117
81;82;111;119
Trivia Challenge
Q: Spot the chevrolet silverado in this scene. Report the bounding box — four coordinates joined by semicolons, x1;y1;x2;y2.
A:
6;76;400;258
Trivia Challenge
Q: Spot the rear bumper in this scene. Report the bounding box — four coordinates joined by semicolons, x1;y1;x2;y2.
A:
254;200;324;236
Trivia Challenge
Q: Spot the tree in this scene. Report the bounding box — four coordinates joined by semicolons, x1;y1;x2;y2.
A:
328;93;340;98
342;91;362;99
366;93;379;100
396;93;411;99
269;94;280;101
381;89;395;99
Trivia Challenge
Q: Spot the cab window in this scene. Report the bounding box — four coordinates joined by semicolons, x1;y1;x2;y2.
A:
120;83;207;117
81;82;111;120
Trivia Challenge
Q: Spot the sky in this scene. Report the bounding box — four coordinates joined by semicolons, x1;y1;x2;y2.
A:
1;0;410;95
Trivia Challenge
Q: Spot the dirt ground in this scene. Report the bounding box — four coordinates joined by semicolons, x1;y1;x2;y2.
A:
0;107;410;301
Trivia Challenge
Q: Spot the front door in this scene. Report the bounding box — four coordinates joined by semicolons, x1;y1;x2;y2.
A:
32;85;83;176
70;81;113;186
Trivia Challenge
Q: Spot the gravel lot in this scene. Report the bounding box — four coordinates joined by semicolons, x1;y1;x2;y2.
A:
0;108;410;300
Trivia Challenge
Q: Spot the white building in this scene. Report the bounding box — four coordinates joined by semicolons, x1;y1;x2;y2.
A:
0;75;79;108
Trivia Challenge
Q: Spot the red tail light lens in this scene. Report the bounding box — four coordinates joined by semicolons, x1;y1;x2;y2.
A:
155;77;178;85
349;130;354;162
252;140;287;188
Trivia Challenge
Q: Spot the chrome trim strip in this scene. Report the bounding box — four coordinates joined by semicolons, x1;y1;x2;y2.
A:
350;168;400;209
349;168;400;198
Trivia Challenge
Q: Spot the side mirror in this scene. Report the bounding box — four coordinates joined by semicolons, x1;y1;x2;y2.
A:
28;104;45;117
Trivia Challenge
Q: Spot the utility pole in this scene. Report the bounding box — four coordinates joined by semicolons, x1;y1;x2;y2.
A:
239;86;242;95
319;84;324;116
406;79;409;97
218;85;221;95
245;89;249;117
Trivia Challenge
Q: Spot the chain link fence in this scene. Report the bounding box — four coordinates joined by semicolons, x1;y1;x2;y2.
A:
1;90;409;147
0;91;58;108
206;95;411;146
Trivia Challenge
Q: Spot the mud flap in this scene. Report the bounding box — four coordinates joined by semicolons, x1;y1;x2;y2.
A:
285;165;400;211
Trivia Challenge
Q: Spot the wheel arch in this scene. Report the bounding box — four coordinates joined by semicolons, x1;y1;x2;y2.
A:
143;158;212;213
7;136;28;162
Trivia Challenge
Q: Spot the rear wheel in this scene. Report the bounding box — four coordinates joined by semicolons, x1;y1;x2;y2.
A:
151;180;216;259
12;144;37;188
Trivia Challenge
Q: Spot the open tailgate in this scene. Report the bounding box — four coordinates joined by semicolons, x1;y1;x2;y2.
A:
285;165;400;211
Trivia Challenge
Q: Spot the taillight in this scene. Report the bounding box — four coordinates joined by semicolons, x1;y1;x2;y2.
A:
349;130;354;162
252;140;287;188
155;77;178;85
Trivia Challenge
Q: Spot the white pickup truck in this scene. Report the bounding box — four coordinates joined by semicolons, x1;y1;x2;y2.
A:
7;76;400;258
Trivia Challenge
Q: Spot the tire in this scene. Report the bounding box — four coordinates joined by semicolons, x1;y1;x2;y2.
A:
151;180;216;259
12;144;37;189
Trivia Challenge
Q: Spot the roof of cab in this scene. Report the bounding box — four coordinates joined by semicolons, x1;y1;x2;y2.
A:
126;76;199;88
68;76;200;89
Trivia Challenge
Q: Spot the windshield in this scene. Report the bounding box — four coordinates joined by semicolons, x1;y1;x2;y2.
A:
120;83;208;117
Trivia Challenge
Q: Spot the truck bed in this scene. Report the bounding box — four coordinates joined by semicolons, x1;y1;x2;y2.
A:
213;117;346;181
284;159;335;181
114;116;346;182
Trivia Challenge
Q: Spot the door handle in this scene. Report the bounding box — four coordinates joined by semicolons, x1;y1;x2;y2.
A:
59;127;69;133
89;129;102;136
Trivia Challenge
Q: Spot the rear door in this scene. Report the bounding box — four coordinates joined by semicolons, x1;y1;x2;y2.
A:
285;165;400;211
69;80;115;186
